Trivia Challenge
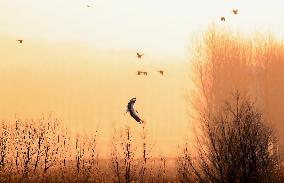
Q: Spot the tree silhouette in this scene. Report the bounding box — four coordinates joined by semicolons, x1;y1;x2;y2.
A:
179;93;283;182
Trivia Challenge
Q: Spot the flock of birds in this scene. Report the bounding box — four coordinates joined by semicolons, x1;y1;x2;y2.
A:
14;6;239;78
221;9;238;22
126;8;240;124
12;4;239;125
136;52;165;76
15;40;164;77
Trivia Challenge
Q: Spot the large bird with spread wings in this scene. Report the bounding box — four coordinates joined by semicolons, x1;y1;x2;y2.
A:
125;98;144;124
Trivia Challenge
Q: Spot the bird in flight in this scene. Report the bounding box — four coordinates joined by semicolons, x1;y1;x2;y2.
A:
221;17;226;21
125;98;144;124
233;9;238;14
137;52;144;59
157;70;164;75
137;71;147;76
16;40;23;43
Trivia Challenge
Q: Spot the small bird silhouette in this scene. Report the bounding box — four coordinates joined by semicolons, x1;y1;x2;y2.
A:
16;40;23;43
221;17;225;21
157;70;164;75
233;9;238;14
137;52;144;59
137;71;147;76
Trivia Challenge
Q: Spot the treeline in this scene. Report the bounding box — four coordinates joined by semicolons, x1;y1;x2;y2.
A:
0;94;282;183
0;116;173;182
0;115;103;182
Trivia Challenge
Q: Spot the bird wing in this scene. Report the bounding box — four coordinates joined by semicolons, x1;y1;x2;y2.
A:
127;99;142;123
129;110;141;123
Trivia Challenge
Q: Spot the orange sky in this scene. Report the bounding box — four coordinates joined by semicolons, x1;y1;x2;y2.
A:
1;0;284;156
0;34;190;156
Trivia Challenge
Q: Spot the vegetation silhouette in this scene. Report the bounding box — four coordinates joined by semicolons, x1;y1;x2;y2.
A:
178;93;283;182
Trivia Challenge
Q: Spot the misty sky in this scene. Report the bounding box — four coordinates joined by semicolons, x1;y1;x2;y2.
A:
0;0;284;156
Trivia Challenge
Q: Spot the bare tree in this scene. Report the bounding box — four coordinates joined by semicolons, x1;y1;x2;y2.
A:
84;130;102;182
177;143;195;183
42;118;60;175
190;26;284;156
179;93;283;182
0;121;9;170
111;126;137;183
